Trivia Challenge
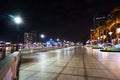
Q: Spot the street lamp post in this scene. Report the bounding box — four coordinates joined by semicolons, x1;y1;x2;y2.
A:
8;15;23;51
40;34;45;39
108;31;113;43
116;28;120;44
40;34;45;45
0;14;23;58
14;16;23;44
9;15;23;43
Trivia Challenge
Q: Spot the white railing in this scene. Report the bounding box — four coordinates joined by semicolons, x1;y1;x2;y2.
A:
0;51;21;80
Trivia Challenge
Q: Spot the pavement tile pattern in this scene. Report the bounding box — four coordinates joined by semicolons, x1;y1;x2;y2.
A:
19;47;120;80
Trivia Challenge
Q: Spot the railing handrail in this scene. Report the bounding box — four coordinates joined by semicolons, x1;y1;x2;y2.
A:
0;51;21;80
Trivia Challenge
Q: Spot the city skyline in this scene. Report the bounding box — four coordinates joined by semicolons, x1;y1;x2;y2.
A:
0;0;120;43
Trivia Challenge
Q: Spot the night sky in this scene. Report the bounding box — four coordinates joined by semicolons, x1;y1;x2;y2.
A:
0;0;120;43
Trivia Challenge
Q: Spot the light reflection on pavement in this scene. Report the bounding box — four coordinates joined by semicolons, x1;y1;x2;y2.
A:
19;46;120;80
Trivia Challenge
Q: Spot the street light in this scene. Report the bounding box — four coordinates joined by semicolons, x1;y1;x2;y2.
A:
116;28;120;44
116;28;120;34
108;31;113;43
40;34;46;44
14;16;23;44
14;16;22;24
40;34;45;39
8;14;23;42
108;32;113;36
0;14;23;53
57;38;59;42
8;15;23;24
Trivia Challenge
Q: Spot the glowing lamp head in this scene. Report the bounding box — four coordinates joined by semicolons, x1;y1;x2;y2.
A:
108;32;113;36
116;28;120;34
40;34;45;38
14;16;22;24
57;38;59;41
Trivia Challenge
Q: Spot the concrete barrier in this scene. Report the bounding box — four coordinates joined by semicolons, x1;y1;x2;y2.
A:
20;47;63;54
0;51;21;80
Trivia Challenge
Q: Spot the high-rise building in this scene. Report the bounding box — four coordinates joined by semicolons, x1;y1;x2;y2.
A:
93;15;106;29
24;31;37;43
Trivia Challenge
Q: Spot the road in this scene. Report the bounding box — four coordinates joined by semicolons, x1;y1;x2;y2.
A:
19;46;120;80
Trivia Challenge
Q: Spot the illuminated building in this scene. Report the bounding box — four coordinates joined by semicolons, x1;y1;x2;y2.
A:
24;31;37;43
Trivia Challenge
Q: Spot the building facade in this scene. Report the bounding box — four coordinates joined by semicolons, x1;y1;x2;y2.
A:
24;31;37;43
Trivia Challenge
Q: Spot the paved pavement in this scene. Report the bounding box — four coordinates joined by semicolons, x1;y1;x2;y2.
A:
19;46;120;80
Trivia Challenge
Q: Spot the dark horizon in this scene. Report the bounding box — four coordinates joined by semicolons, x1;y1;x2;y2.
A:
0;0;120;43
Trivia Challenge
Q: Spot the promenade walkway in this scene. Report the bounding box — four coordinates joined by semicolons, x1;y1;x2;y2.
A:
19;46;120;80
